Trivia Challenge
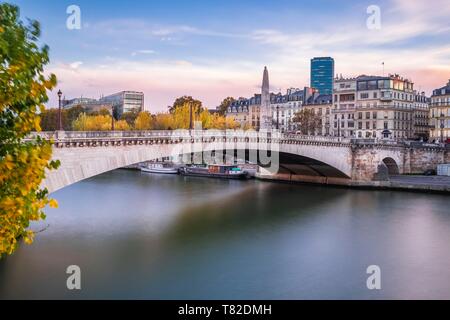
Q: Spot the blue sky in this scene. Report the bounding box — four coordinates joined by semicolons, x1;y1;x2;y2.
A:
8;0;450;111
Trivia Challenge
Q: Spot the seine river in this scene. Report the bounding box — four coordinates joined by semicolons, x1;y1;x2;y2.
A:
1;170;450;299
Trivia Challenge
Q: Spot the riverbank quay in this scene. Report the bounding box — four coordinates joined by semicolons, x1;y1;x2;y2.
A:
256;174;450;194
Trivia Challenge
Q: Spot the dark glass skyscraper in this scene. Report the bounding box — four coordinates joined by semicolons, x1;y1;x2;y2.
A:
310;57;334;95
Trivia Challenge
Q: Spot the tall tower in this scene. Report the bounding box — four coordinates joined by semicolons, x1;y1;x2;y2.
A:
260;66;272;130
310;57;334;95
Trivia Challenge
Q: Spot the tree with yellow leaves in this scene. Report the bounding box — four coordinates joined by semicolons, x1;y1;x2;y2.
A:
72;113;111;131
134;111;152;130
114;119;130;131
0;4;60;257
152;113;175;130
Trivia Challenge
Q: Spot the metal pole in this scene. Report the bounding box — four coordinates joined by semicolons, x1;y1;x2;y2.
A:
338;118;341;142
276;106;279;130
189;102;193;130
111;107;115;131
58;91;63;131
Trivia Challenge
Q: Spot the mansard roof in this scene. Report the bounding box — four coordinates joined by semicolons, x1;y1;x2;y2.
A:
306;94;332;105
432;80;450;96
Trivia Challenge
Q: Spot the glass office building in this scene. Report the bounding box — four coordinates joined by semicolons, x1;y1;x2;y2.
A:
100;91;144;117
310;57;335;95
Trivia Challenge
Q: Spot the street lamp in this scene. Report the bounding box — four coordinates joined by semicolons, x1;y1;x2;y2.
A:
57;89;63;131
276;106;280;130
111;106;115;131
189;101;193;131
337;118;341;141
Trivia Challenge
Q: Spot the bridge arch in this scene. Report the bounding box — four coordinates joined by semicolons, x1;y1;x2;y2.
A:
42;136;354;193
382;157;400;175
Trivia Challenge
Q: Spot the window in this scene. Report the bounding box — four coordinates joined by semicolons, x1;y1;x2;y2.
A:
358;81;367;90
368;80;377;90
366;112;370;119
360;93;369;99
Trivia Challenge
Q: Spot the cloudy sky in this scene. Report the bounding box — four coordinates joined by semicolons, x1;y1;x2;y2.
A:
10;0;450;112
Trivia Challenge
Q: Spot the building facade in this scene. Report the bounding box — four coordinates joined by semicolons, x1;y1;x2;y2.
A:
227;98;249;128
332;77;357;137
413;91;430;140
100;91;144;118
354;74;414;139
270;87;316;132
62;97;114;114
330;74;416;139
310;57;334;95
430;80;450;142
248;94;261;130
304;94;332;136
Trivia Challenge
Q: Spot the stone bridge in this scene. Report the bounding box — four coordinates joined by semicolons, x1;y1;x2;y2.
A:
30;130;449;193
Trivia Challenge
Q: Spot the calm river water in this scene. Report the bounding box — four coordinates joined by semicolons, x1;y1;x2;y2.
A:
1;170;450;299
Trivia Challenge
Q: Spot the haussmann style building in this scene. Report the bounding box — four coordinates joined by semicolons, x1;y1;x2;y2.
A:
430;80;450;142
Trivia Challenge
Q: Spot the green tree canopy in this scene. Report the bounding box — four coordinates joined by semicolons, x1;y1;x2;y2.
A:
169;96;203;114
217;97;236;116
121;109;140;125
292;109;321;135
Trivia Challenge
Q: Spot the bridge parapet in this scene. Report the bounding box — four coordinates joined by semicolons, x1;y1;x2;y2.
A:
27;131;448;151
27;131;357;148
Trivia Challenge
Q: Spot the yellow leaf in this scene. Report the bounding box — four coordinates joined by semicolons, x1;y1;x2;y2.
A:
49;199;59;208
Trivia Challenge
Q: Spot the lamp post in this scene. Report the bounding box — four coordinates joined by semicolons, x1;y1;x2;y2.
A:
189;102;193;131
57;89;63;131
111;106;115;131
276;106;280;130
337;118;341;141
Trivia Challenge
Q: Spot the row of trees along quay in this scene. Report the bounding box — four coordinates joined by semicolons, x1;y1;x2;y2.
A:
39;96;243;131
40;95;322;132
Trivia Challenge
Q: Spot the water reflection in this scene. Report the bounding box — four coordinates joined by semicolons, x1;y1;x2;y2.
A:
1;170;449;299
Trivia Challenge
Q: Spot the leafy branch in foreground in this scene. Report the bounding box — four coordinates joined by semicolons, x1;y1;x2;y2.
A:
0;3;59;256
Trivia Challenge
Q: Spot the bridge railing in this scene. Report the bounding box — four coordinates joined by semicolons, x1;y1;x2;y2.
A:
27;131;444;149
29;130;352;142
283;134;352;144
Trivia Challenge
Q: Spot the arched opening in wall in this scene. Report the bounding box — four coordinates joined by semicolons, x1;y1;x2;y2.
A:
382;157;399;175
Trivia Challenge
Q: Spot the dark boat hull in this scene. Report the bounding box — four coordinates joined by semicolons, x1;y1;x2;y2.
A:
180;170;249;180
